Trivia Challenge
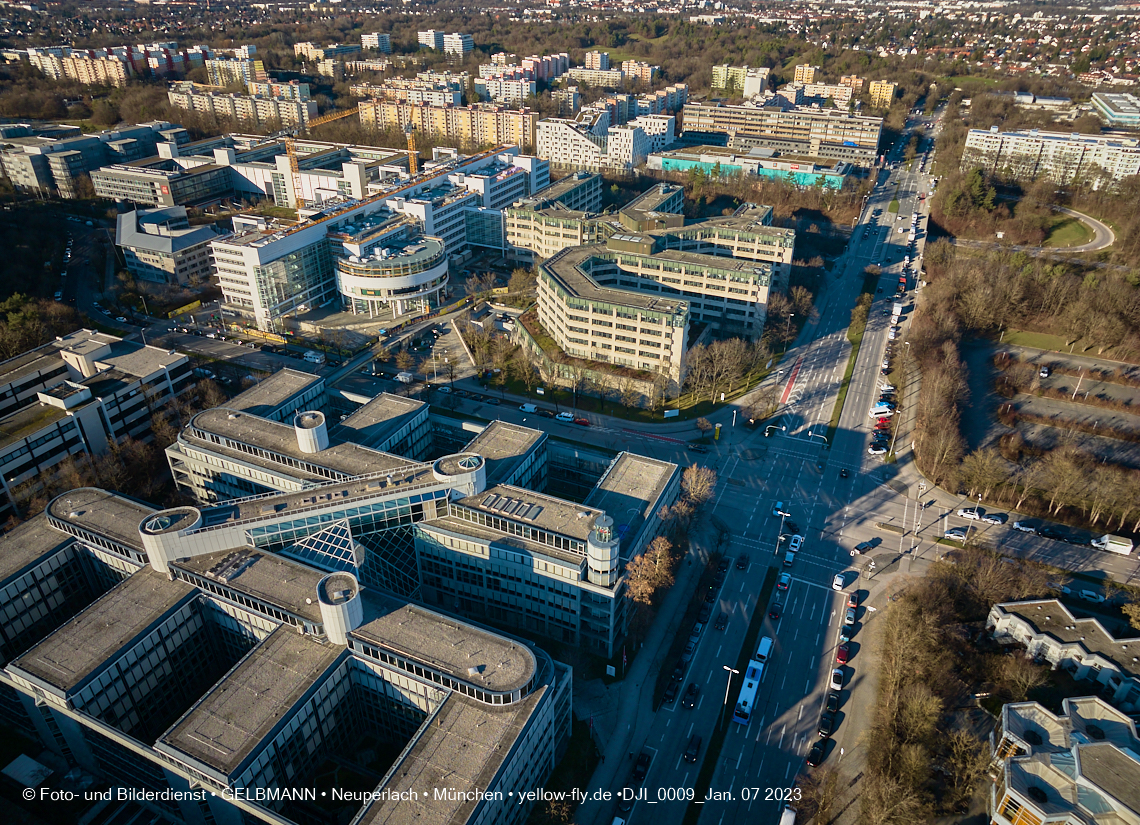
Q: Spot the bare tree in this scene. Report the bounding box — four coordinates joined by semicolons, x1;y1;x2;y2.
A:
942;730;990;813
394;350;414;372
695;417;712;437
681;465;717;506
958;447;1009;500
466;271;498;301
1000;655;1048;701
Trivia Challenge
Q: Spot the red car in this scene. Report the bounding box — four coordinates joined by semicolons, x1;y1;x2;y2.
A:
876;417;892;426
573;418;590;426
836;644;850;664
875;421;891;430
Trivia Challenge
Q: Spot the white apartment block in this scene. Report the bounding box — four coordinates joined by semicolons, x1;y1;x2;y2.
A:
417;30;445;50
567;68;625;88
629;115;675;153
537;117;650;171
585;51;609;71
361;32;391;53
475;77;537;104
166;88;317;129
962;126;1140;188
443;33;474;57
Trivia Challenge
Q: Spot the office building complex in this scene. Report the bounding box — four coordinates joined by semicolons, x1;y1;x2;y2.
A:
0;121;188;198
0;489;573;825
115;206;226;285
0;330;191;516
962;126;1140;187
167;87;317;129
204;56;266;87
359;101;538;152
793;64;818;84
1093;92;1140;126
649;145;851;188
530;194;794;390
475;77;537;104
869;80;898;108
682;103;883;155
990;696;1140;825
725;131;878;166
361;32;392;53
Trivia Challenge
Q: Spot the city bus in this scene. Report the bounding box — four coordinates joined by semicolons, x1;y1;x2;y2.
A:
732;660;765;724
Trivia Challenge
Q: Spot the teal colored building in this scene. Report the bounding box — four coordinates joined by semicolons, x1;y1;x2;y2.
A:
648;146;850;188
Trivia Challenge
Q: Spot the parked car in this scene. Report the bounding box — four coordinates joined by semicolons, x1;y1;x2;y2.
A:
818;713;835;738
789;535;804;552
981;513;1008;525
682;683;700;709
868;444;888;456
686;443;710;453
944;527;969;540
956;508;981;521
736;554;749;570
830;668;844;690
573;417;590;426
832;573;845;590
555;411;574;422
663;681;679;704
1013;520;1037;534
847;592;860;608
807;741;825;767
844;607;856;626
715;612;728;631
1039;526;1065;540
826;692;840;713
633;751;652;781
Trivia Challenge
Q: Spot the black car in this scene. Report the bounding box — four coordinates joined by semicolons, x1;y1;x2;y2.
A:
672;662;685;682
768;600;783;620
686;443;710;453
785;521;800;534
826;692;840;713
736;554;749;570
663;681;679;704
485;397;501;406
698;603;712;623
536;409;555;418
633;751;651;782
705;587;717;604
715;612;728;631
717;558;731;573
682;683;700;709
818;713;835;738
714;569;726;585
1039;526;1065;540
840;468;849;478
807;741;826;767
1063;534;1088;546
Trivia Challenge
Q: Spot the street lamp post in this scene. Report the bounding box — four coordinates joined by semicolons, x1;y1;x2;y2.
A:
784;313;795;353
721;665;739;729
765;425;786;438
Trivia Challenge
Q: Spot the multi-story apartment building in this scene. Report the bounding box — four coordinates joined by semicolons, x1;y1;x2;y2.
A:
621;60;660;84
115;206;225;285
293;41;361;61
166;87;317;129
567;67;626;88
0;330;191;516
352;81;462;107
712;64;749;91
359;101;538;152
344;59;391;75
682;103;883;153
0;490;573;825
59;54;131;87
585;50;610;71
361;32;392;53
792;82;854;108
532;196;794;389
840;74;865;93
962;126;1140;187
537;113;652;171
246;80;310;101
636;84;690;116
1092;92;1140;126
475;77;537;104
554;86;581;115
521;53;570;81
869;80;898;108
794;64;818;84
629;114;675;153
204;56;266;87
417;30;446;51
0;121;188;197
443;33;475;57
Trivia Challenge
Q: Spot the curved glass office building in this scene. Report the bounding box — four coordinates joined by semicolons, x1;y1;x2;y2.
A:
335;232;448;318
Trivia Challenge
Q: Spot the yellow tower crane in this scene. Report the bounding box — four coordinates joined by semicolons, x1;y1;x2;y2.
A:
282;106;362;213
405;122;418;177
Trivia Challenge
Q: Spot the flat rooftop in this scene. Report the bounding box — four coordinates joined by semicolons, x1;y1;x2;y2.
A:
463;421;545;486
0;345;64;387
334;392;426;449
46;487;157;552
0;400;69;451
542;244;690;315
0;514;75;586
995;600;1139;679
584;452;676;552
425;515;587;568
357;690;544;825
1075;743;1140;813
12;569;196;693
185;408;417;480
159;626;342;777
455;484;603;543
172;547;326;625
225;368;323;419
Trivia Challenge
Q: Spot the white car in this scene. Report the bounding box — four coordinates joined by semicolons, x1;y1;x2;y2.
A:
1079;590;1106;603
1012;521;1036;534
868;444;887;455
830;668;844;690
789;534;804;552
944;527;969;540
555;412;574;423
832;574;845;591
956;508;981;521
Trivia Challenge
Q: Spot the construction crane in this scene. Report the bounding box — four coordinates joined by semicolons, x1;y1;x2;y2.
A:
283;106;362;213
405;122;418;177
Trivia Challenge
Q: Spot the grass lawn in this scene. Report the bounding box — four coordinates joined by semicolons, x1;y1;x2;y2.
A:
888;199;900;213
1043;215;1094;248
1002;329;1074;352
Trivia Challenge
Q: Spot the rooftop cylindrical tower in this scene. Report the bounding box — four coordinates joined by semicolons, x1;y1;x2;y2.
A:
294;410;329;454
317;572;363;646
587;514;620;587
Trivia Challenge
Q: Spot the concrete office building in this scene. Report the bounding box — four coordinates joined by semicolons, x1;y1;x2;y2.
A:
204;56;266;88
361;32;391;53
0;330;191;516
725;132;879;166
989;600;1140;708
990;696;1140;825
115;206;226;285
649;145;851;188
359;100;539;152
681;103;883;154
504;172;607;262
0;121;188;198
532;197;794;389
0;488;573;825
1093;92;1140;126
962;126;1140;187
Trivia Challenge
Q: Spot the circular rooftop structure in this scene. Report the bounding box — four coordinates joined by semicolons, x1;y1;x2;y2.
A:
141;507;202;535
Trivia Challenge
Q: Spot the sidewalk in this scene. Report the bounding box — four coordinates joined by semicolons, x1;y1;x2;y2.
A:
571;527;712;825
